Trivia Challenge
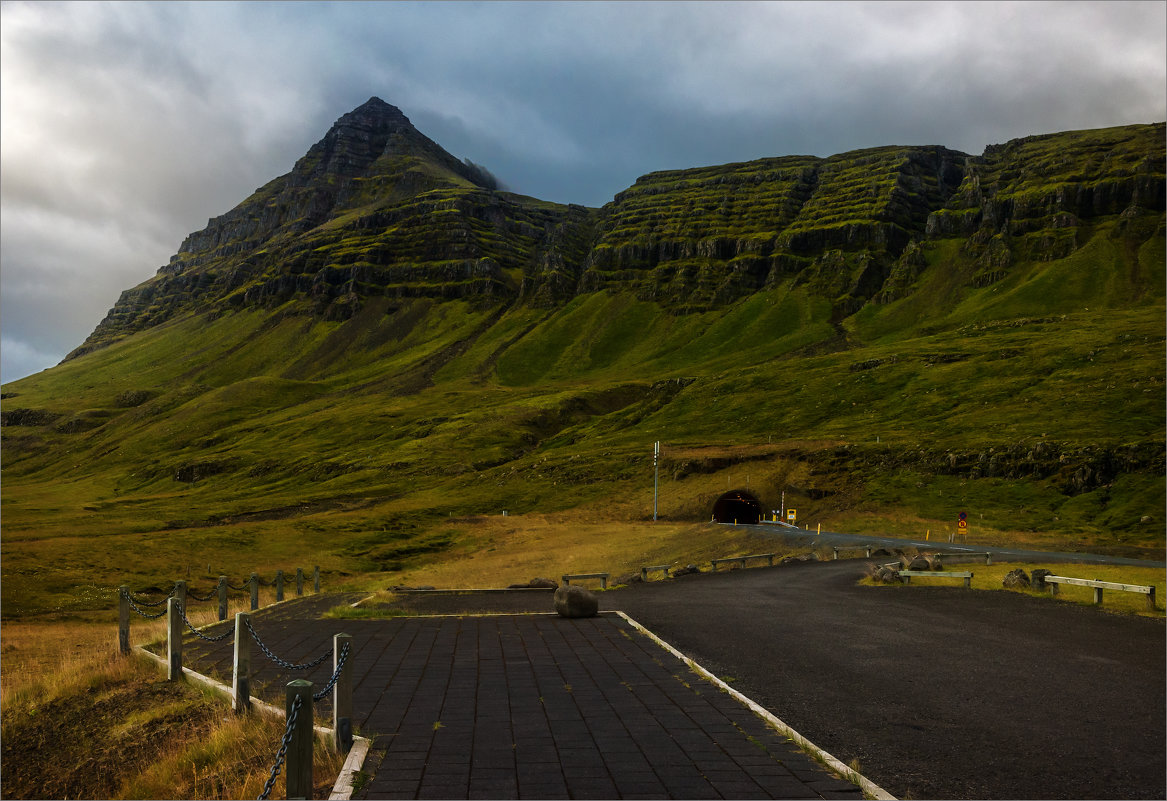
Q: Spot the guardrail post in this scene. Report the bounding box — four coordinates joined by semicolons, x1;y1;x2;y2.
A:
218;576;228;621
118;585;130;656
865;547;872;558
286;679;314;800
233;612;251;713
833;547;839;560
276;570;284;602
1050;582;1059;598
641;567;648;581
985;553;992;566
167;597;183;681
334;633;353;753
296;567;304;596
174;580;187;614
250;573;259;610
313;565;320;593
1093;584;1103;605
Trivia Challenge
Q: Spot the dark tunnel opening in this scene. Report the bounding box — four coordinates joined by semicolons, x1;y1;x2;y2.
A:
712;489;763;524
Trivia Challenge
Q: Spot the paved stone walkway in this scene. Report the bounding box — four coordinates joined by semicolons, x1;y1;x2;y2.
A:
178;598;861;799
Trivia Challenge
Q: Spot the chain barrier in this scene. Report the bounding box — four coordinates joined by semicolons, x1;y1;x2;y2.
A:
120;588;168;619
312;642;350;701
185;587;217;602
244;617;330;671
177;603;237;642
257;691;302;801
226;580;249;591
125;587;177;607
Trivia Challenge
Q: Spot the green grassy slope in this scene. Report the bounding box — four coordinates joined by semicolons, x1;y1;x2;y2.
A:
3;122;1163;617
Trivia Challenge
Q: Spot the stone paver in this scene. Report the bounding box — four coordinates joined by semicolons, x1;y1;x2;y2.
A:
178;600;859;799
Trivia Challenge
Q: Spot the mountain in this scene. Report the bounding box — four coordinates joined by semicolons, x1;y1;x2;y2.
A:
2;99;1164;613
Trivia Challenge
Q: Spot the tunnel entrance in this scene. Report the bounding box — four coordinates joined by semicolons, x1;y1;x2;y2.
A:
712;489;763;524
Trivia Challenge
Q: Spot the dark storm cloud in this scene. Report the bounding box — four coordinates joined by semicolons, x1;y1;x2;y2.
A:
2;1;1163;382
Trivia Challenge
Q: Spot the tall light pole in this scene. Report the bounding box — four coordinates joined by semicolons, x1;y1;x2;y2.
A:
653;441;660;522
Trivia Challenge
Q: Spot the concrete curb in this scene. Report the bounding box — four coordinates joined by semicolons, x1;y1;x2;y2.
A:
615;611;897;801
132;646;371;799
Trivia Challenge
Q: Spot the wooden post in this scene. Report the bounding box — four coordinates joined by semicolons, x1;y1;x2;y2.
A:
1093;585;1103;605
640;567;648;581
313;565;320;593
865;547;872;558
964;574;972;589
1050;582;1059;597
296;568;304;596
232;612;251;713
833;547;839;560
985;553;992;566
250;573;259;611
286;679;314;800
333;633;353;753
276;570;284;602
174;580;187;615
118;585;130;656
167;597;183;681
1147;586;1157;611
218;576;228;621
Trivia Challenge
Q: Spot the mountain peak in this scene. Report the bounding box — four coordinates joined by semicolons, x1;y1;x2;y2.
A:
338;96;412;129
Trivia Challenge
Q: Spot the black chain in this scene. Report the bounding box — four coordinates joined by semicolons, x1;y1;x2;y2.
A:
226;580;249;591
185;587;217;602
258;692;302;801
177;604;236;642
125;586;176;607
121;588;168;619
244;617;330;670
313;642;351;701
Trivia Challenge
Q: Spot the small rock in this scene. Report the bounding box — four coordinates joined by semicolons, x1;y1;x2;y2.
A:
554;585;598;618
527;577;559;589
875;567;901;584
672;564;701;577
1031;568;1052;590
871;548;891;557
1002;568;1030;589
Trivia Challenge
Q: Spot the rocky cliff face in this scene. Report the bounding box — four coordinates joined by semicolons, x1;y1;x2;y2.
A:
69;98;1166;358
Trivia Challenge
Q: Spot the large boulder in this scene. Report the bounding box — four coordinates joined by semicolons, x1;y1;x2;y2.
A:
554;585;598;618
672;564;701;577
1002;568;1031;589
906;554;931;571
1031;568;1052;590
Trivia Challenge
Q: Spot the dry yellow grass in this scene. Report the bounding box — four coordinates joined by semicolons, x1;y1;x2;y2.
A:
388;514;820;589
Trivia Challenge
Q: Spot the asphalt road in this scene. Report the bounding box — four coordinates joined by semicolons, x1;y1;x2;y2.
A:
747;522;1167;567
607;559;1166;800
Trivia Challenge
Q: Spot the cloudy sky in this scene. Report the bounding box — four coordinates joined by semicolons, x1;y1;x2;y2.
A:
2;1;1164;383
